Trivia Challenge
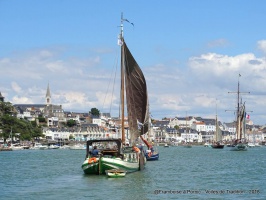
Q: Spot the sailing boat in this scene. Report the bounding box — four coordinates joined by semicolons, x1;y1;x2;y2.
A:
229;75;248;151
81;13;148;175
211;112;224;149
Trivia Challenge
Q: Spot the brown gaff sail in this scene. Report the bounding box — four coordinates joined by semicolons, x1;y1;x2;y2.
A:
239;103;246;139
122;40;149;144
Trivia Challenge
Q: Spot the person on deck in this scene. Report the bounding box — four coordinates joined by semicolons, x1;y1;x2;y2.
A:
92;146;99;156
132;145;140;154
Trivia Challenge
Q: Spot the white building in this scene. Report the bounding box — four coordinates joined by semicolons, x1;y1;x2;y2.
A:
169;116;198;128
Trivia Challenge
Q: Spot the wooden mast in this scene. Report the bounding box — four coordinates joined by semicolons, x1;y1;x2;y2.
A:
227;74;250;141
215;100;218;142
237;76;240;140
120;12;125;144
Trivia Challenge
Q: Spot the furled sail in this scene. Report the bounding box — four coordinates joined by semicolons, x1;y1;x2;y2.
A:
122;40;149;143
239;103;246;139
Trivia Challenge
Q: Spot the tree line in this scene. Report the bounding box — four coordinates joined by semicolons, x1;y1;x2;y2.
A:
0;102;43;143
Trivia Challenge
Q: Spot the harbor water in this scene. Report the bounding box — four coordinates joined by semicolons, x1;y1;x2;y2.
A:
0;146;265;200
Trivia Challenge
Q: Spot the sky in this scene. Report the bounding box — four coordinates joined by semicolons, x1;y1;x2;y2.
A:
1;0;266;125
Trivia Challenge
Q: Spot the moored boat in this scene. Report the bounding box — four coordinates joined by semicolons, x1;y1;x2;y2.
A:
69;143;85;150
10;144;24;151
211;142;224;149
30;143;48;150
247;143;255;148
48;144;60;149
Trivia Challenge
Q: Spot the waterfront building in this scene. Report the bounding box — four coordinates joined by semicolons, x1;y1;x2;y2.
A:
169;116;198;129
180;129;199;143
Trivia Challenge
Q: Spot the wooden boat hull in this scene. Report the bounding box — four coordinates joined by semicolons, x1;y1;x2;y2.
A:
211;144;224;149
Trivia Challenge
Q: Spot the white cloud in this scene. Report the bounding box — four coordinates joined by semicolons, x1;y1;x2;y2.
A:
188;52;266;81
257;40;266;54
12;96;33;104
46;60;65;72
11;82;22;93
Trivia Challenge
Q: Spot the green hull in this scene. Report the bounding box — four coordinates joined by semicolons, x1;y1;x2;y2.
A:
82;153;145;175
230;143;248;151
82;157;139;175
81;139;146;175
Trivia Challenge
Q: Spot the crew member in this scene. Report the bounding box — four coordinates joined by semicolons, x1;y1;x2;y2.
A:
92;146;99;156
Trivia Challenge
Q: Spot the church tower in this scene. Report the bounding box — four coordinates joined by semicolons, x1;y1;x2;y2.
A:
0;92;4;102
46;83;51;106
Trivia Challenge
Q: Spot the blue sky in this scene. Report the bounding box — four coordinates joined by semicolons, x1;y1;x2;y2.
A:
1;0;266;125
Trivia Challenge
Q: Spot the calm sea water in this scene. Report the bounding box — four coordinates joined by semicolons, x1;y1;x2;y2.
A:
1;146;265;200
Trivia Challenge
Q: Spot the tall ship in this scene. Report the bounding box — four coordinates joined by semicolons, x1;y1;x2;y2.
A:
228;75;249;151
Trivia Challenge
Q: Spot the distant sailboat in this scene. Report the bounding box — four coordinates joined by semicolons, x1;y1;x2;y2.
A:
211;113;224;149
228;75;248;151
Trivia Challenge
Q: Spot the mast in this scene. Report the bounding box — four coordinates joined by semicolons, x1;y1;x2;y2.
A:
237;76;240;139
215;108;218;142
227;74;250;140
120;12;125;144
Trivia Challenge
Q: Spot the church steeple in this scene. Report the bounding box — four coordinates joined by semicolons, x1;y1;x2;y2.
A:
46;83;51;105
0;92;4;102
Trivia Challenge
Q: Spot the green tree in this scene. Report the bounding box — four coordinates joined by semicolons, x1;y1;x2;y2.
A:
0;102;15;116
69;134;74;140
174;125;179;130
89;108;100;117
67;119;76;127
0;101;43;142
38;117;46;123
